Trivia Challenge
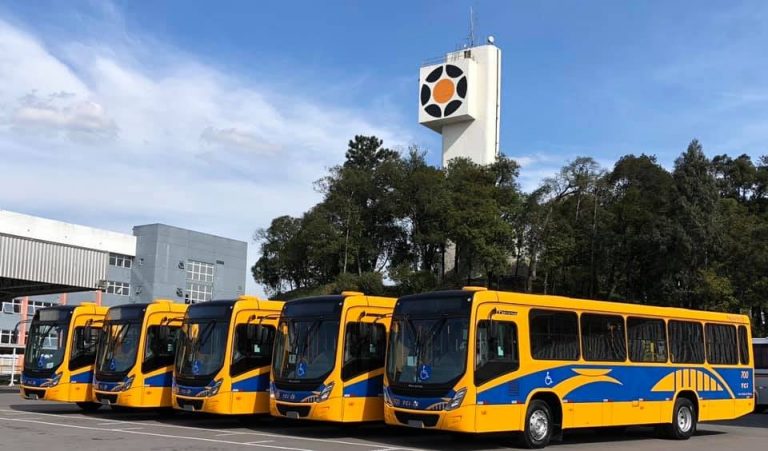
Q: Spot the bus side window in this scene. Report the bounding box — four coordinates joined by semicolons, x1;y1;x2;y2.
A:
627;317;667;363
231;324;276;377
738;326;750;365
69;326;100;371
669;320;705;364
475;320;519;386
142;325;179;373
529;309;579;361
342;322;386;381
705;324;738;365
581;314;626;362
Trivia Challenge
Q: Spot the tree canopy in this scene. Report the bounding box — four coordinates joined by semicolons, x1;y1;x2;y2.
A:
252;135;768;333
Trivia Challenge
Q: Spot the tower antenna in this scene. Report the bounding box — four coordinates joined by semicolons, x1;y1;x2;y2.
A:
468;6;477;47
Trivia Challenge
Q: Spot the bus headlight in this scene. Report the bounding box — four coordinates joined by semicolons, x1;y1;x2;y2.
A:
40;372;62;388
197;379;222;397
113;375;134;392
445;388;467;411
269;383;276;399
318;382;335;402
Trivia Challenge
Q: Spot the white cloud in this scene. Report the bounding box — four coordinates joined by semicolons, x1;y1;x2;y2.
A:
0;17;412;296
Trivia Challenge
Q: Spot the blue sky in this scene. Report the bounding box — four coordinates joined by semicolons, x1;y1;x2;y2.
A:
1;0;767;294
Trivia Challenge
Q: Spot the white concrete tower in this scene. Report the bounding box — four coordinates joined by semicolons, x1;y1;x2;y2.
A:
419;42;501;167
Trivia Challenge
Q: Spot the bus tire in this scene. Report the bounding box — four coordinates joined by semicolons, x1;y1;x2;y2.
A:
75;402;101;412
665;397;696;440
520;400;553;449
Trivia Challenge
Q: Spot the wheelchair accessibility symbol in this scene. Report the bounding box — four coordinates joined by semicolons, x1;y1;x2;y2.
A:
418;364;432;381
544;371;553;386
297;361;307;377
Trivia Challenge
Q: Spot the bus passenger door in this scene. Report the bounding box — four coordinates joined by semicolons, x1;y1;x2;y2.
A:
473;303;523;433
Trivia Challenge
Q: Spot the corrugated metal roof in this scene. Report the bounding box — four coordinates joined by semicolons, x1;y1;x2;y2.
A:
0;234;107;289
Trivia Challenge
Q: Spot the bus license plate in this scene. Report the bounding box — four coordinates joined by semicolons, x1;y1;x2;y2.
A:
407;420;425;428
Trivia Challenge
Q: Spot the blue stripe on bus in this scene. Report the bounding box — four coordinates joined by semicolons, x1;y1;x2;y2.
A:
343;374;384;397
174;382;209;397
232;373;270;392
476;365;743;406
145;371;173;387
70;370;93;384
385;364;750;411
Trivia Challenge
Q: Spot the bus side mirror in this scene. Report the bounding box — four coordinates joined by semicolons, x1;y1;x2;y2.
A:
11;330;18;344
158;326;170;341
247;324;257;341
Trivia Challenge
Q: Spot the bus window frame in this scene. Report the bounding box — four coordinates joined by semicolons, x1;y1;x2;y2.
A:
626;316;669;364
579;313;628;363
142;324;180;374
475;319;520;386
230;323;277;378
668;319;705;364
529;309;581;362
68;324;100;371
341;321;387;382
704;323;739;366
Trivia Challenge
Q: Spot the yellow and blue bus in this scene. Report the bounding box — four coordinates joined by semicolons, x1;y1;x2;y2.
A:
383;287;754;448
20;303;107;410
270;292;396;423
93;300;187;409
173;296;284;414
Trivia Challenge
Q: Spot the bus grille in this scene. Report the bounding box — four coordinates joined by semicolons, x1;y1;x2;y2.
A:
276;403;311;418
95;393;118;405
22;388;45;400
394;411;439;427
177;398;204;411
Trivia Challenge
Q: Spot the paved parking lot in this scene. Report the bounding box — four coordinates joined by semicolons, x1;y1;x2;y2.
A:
0;390;766;450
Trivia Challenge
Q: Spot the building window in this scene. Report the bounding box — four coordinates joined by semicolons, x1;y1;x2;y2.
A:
187;260;214;283
0;330;14;344
186;260;214;303
186;282;212;303
106;281;130;296
2;299;55;315
109;253;133;268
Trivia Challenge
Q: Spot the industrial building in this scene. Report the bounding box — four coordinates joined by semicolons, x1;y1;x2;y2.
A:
0;210;247;354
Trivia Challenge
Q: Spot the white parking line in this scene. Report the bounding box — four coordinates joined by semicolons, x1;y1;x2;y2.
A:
0;416;310;451
0;409;424;450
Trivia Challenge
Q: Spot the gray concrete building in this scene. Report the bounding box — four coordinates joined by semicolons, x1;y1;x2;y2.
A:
0;210;247;354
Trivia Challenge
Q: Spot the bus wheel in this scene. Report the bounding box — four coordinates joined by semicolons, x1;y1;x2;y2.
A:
520;400;553;449
665;397;696;440
75;402;101;412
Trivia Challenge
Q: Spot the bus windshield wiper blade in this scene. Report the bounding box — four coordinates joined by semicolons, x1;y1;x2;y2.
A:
194;320;217;353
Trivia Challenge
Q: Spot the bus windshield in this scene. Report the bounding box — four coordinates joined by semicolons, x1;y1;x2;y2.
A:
175;319;230;380
386;294;472;388
24;321;68;373
95;321;141;375
273;318;340;382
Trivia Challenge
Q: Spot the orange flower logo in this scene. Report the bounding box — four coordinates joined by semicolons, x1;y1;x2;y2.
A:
420;64;467;118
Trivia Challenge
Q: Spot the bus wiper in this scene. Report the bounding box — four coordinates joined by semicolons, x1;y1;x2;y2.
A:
194;320;217;353
416;316;448;369
298;319;323;359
